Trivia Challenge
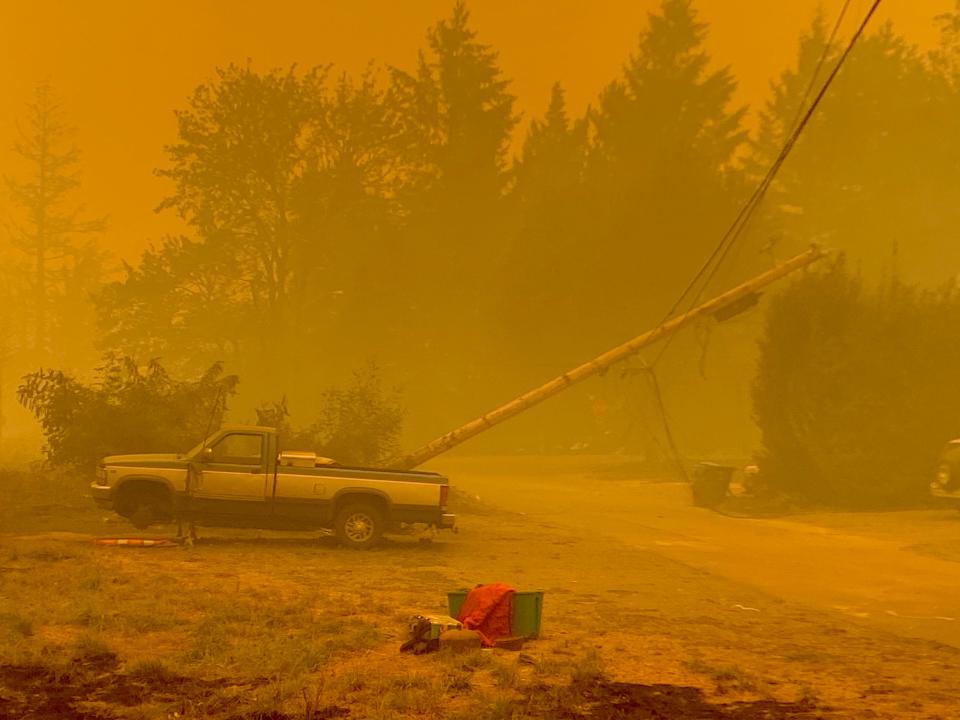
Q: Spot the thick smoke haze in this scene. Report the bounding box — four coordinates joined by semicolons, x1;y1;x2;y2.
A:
1;0;958;465
0;1;950;260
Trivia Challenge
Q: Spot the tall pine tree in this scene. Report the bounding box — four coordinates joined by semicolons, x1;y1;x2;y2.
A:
5;83;106;359
584;0;747;348
752;17;958;283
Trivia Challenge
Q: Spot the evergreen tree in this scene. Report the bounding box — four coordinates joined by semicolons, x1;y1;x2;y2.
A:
752;18;958;283
390;2;517;313
583;0;747;349
391;1;517;211
501;83;589;367
4;82;106;357
386;2;518;426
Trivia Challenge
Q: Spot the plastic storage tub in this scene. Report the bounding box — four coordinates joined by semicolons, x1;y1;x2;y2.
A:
447;589;544;638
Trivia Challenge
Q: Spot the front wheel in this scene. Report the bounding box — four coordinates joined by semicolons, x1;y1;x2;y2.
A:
334;503;384;549
117;484;172;529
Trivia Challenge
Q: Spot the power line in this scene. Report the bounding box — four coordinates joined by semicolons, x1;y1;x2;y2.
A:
635;0;881;481
787;0;854;138
651;0;882;368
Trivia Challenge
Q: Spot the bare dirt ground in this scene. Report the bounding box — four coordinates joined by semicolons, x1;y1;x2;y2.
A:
1;458;959;719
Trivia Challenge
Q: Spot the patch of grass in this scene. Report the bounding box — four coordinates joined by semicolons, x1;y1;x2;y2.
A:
73;606;106;630
184;617;231;664
122;610;183;633
382;672;444;715
321;619;381;655
442;669;472;693
569;648;605;688
78;571;103;591
1;612;34;638
491;658;520;689
683;659;757;694
127;658;182;684
235;634;329;676
450;693;519;720
438;647;493;672
73;633;118;668
25;544;74;562
797;683;821;707
332;597;364;617
336;668;368;694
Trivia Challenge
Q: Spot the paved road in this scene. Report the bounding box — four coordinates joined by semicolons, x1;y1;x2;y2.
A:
433;456;960;649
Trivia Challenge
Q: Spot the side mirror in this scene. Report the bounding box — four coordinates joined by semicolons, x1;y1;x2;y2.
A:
200;446;214;462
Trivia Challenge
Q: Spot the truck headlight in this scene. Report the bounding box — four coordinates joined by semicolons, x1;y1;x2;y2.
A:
936;465;950;486
95;465;108;486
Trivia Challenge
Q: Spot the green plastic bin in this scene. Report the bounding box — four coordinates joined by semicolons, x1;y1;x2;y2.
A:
447;589;544;639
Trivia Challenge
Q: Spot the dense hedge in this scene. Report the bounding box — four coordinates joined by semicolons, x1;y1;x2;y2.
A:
753;261;960;507
17;356;403;471
17;356;237;470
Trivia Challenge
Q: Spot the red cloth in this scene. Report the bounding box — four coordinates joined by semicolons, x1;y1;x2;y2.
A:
456;583;515;647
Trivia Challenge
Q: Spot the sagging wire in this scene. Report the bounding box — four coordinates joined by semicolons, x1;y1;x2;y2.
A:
651;0;882;370
637;0;882;480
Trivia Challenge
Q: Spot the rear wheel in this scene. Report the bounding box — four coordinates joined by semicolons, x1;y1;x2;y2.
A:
334;503;384;549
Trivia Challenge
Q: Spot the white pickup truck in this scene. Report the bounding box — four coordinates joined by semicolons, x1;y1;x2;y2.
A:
90;425;455;548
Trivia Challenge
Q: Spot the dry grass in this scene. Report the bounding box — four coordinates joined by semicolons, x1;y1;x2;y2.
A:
1;462;960;719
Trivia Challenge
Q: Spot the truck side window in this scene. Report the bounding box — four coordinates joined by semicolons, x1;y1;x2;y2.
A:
209;434;263;465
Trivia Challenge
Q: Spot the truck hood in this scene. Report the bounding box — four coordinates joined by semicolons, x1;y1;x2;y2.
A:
102;453;185;467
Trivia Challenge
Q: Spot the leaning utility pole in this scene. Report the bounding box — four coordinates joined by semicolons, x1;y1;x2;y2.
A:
387;245;827;470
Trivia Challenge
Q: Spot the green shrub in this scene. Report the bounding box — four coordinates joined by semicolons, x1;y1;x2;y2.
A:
257;363;403;466
753;260;960;507
17;354;238;469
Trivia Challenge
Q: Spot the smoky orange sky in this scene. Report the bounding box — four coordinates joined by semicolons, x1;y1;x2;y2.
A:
0;1;953;266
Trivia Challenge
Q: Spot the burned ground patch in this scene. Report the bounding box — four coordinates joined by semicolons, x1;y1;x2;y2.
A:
531;681;820;719
0;661;275;720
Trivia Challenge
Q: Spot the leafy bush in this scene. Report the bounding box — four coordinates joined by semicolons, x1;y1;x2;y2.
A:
17;355;238;469
753;260;960;507
256;363;403;466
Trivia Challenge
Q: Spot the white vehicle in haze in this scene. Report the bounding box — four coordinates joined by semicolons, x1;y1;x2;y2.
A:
91;425;456;548
931;438;960;505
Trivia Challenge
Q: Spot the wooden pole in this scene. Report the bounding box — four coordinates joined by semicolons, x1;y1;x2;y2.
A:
389;245;827;470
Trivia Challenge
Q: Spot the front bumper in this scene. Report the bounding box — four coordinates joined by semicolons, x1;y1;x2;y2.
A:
90;482;113;510
931;485;960;500
931;463;960;501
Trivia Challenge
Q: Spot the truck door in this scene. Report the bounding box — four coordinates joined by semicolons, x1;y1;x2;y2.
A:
193;432;270;516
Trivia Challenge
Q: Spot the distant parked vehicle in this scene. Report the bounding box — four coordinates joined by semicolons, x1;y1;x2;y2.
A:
931;438;960;506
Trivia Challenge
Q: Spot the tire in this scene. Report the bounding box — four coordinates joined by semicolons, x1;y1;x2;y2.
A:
117;484;172;529
334;502;384;549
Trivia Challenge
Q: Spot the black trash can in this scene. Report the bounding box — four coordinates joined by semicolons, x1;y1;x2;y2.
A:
691;462;734;508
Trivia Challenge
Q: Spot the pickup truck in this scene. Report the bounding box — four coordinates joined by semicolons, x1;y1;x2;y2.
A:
90;425;456;548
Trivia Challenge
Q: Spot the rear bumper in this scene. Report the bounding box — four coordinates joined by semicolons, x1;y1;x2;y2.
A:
438;513;457;529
